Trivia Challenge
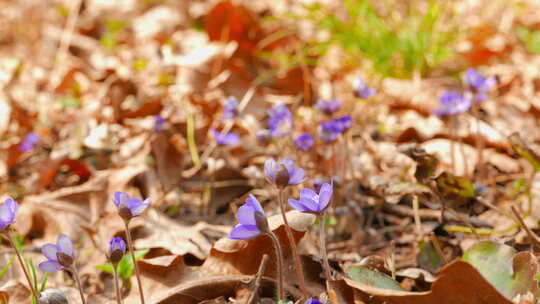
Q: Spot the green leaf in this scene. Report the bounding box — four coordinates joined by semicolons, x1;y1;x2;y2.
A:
462;241;538;300
0;257;14;281
417;240;444;273
435;172;476;198
97;249;149;280
509;133;540;172
347;266;403;291
95;263;114;275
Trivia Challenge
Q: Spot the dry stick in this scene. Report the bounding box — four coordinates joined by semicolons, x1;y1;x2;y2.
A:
457;117;469;177
124;222;146;304
247;254;272;304
46;0;82;93
277;189;309;301
511;206;540;251
389;240;396;280
319;214;332;281
71;266;87;304
182;87;256;178
449;116;457;173
527;171;536;216
472;104;486;181
445;206;480;240
3;230;39;300
412;195;424;240
113;266;123;304
429;233;448;264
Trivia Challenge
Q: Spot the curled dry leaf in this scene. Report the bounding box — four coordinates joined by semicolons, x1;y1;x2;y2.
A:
0;280;30;304
150;211;322;303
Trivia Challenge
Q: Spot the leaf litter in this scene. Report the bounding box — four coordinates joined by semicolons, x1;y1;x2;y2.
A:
3;0;540;303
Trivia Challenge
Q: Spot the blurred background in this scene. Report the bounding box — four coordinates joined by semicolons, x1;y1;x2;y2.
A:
3;0;540;302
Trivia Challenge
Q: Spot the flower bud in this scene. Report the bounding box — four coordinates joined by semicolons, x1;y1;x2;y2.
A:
38;289;69;304
274;164;290;188
254;211;270;235
118;207;133;222
56;252;73;268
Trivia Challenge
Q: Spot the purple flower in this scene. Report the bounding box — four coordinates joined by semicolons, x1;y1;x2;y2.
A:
264;158;304;187
228;195;266;240
0;197;18;230
212;129;240;146
267;104;293;137
294;133;315;151
465;68;496;102
353;77;376;99
318;115;352;142
319;120;341;142
154;115;165;131
39;234;75;272
19;132;39;152
109;237;126;255
223;97;239;120
313;177;330;192
305;299;323;304
109;237;126;264
432;90;472;117
113;192;151;221
316;98;341;115
288;183;333;213
335;115;352;131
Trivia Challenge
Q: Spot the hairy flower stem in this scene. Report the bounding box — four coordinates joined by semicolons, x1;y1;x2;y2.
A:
113;265;123;304
266;232;285;301
70;266;87;304
124;222;146;304
277;189;308;301
3;229;39;300
319;214;332;280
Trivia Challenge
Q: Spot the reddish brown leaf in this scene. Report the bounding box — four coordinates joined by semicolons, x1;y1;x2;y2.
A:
205;1;263;54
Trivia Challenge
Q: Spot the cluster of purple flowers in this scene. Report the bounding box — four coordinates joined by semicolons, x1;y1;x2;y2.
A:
229;157;332;240
353;77;376;99
19;132;39;152
222;96;239;120
267;104;293;137
315;98;341;115
154;115;165;131
433;68;495;117
432;91;472;117
294;133;315;151
465;68;496;102
212;128;240;146
319;115;352;142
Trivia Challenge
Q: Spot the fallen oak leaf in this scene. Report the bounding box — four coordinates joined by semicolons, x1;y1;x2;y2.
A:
152;274;297;304
201;210;324;298
343;260;513;304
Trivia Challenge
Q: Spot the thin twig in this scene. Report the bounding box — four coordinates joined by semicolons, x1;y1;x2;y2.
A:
429;233;448;264
511;206;540;251
46;0;82;93
412;195;423;240
247;254;271;304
